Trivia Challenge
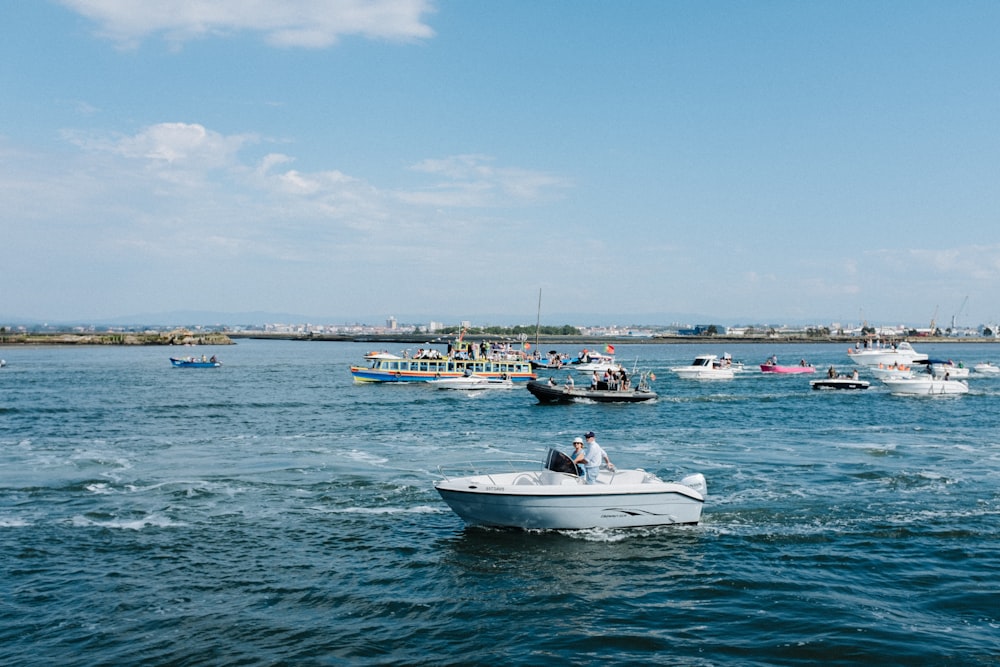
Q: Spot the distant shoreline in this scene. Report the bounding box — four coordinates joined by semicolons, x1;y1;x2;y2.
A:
226;332;1000;346
3;330;997;347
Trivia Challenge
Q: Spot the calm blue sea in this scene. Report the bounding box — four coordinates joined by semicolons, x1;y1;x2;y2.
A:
1;339;998;666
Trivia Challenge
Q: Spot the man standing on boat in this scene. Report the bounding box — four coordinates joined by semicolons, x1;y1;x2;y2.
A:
583;431;613;484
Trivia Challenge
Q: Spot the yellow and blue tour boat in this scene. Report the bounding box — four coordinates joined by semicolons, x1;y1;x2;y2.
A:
350;333;536;383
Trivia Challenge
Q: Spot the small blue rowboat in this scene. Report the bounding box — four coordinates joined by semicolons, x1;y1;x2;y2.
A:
170;357;221;368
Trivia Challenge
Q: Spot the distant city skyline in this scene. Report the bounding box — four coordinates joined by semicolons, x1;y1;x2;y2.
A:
2;308;991;335
4;2;1000;326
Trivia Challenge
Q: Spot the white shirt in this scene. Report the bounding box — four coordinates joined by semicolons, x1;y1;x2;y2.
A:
584;440;606;469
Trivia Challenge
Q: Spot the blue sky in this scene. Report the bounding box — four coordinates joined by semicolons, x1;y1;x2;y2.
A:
3;1;999;327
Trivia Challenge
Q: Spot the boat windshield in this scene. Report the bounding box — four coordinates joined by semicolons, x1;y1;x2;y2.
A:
544;448;578;475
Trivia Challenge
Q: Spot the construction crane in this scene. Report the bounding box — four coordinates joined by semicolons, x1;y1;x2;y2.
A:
951;296;969;334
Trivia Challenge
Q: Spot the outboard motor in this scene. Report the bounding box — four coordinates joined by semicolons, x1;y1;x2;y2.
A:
680;473;707;497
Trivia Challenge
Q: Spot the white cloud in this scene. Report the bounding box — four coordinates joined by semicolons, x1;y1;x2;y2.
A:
115;122;251;166
872;246;1000;281
400;154;573;207
59;0;435;49
66;122;252;168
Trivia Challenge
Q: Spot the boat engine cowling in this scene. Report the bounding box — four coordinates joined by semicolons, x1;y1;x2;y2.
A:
680;473;707;497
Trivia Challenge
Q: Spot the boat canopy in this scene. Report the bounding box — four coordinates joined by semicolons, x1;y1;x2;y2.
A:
544;448;579;476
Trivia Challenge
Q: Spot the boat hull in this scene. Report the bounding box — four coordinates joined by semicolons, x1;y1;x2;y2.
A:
427;377;514;390
810;378;870;390
760;364;815;374
170;358;221;368
869;367;914;380
672;368;734;380
526;380;657;403
881;379;969;395
434;470;704;530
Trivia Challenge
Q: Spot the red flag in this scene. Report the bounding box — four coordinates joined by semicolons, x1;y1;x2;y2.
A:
606;344;615;354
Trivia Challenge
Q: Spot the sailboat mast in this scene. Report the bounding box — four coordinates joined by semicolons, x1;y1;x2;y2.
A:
534;288;541;350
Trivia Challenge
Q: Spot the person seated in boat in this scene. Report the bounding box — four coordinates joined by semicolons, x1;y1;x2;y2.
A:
547;376;558;387
799;359;808;366
209;355;217;363
565;374;575;389
569;437;588;479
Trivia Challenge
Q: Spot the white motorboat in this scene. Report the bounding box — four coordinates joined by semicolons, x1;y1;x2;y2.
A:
847;341;928;367
881;377;969;395
363;350;403;360
974;362;1000;375
434;448;706;530
573;353;622;373
427;373;514;390
913;359;970;379
671;354;735;380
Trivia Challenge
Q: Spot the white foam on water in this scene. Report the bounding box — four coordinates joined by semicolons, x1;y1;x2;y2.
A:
69;513;186;530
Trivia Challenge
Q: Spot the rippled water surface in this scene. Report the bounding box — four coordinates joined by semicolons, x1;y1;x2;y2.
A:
2;340;998;665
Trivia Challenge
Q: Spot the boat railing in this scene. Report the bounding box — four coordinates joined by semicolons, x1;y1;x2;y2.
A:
437;459;542;483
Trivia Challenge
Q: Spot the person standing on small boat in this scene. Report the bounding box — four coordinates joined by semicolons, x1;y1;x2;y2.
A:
583;431;614;484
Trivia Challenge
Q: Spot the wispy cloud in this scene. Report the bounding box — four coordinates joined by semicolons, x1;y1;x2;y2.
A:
36;123;569;260
65;122;253;166
872;246;1000;281
399;154;573;207
59;0;436;49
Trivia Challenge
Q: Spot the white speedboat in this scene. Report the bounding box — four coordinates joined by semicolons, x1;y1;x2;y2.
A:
434;448;706;530
847;341;928;367
671;354;735;380
363;350;403;360
881;377;969;395
974;362;1000;375
427;374;514;390
916;360;970;379
573;353;622;373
